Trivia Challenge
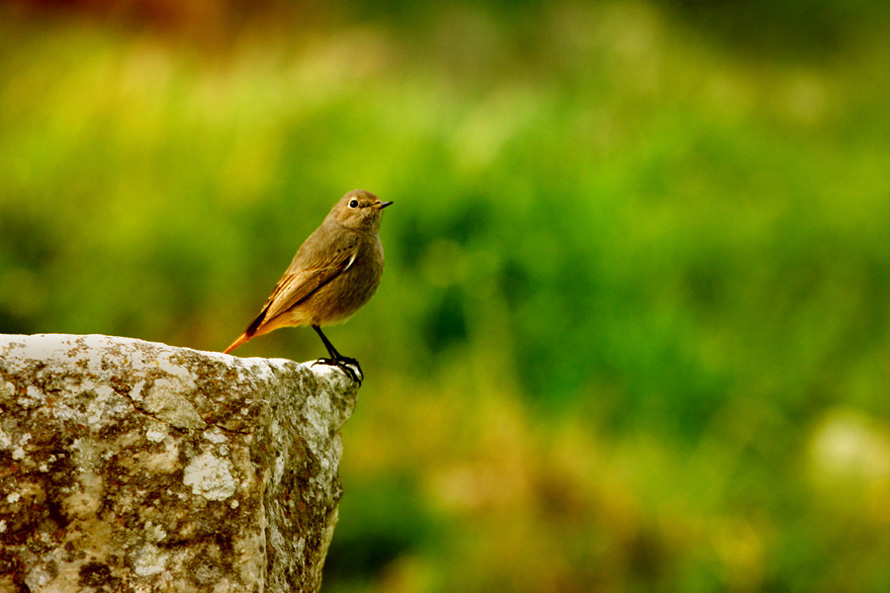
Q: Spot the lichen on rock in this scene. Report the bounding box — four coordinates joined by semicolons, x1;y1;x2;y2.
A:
0;333;358;593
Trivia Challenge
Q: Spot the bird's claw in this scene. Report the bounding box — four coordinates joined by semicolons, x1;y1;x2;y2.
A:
312;357;363;384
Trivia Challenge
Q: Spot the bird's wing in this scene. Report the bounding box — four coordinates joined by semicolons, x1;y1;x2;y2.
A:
246;230;359;335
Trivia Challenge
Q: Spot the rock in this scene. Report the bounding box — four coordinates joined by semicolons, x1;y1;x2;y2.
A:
0;334;359;593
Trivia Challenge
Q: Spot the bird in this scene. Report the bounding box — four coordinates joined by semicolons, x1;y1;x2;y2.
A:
223;189;392;383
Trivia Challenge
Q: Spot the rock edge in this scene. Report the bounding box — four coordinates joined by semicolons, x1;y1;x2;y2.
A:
0;333;358;593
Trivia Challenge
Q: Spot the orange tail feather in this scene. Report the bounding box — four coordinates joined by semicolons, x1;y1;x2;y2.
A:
223;332;251;355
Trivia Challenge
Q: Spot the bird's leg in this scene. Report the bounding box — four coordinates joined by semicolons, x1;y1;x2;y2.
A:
312;324;349;361
311;324;363;383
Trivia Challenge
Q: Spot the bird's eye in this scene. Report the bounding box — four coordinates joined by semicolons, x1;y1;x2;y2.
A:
349;199;359;208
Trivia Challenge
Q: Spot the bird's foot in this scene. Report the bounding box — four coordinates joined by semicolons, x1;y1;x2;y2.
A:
312;356;363;384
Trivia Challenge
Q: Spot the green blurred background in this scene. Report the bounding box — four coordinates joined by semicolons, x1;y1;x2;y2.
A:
2;0;890;590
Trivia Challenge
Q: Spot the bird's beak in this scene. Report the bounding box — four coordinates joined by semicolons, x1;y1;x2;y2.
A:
377;201;394;209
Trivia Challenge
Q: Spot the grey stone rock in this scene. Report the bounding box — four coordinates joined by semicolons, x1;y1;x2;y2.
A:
0;333;359;593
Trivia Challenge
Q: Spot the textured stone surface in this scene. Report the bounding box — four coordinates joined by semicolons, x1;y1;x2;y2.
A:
0;334;358;593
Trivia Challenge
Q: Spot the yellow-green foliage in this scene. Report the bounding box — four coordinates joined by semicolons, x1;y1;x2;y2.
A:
2;2;890;591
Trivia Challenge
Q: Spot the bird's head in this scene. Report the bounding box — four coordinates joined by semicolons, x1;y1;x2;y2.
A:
330;189;393;232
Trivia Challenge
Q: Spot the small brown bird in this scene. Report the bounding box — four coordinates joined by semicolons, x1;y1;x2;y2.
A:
223;189;392;382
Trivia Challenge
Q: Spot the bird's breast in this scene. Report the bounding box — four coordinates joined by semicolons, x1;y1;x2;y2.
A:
305;241;384;325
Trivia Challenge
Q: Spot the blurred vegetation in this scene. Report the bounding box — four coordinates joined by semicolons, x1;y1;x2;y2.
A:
2;0;890;591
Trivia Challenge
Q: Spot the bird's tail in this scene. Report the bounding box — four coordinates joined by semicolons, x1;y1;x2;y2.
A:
223;332;251;355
